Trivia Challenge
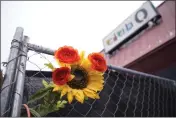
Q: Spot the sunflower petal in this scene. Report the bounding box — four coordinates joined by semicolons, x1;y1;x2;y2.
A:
53;86;60;92
52;85;63;92
88;78;104;86
75;90;84;103
87;80;104;92
89;75;104;84
83;88;97;99
68;74;75;81
88;70;104;76
56;60;71;68
88;74;104;82
75;96;83;104
80;51;85;63
87;85;103;92
72;89;78;96
67;92;73;104
60;86;68;98
67;86;73;93
95;94;100;99
81;59;91;72
89;79;104;84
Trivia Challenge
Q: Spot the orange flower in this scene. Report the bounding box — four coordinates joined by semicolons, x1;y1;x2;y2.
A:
54;46;80;64
88;53;107;72
52;67;71;85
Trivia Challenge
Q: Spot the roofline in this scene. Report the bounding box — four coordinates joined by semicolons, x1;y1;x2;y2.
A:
156;0;166;8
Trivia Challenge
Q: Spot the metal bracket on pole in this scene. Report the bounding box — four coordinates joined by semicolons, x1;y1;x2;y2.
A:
1;27;24;117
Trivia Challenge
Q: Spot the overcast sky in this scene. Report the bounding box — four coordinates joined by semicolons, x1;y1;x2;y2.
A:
1;1;164;72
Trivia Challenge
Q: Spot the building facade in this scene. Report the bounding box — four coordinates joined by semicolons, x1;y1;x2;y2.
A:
101;1;176;80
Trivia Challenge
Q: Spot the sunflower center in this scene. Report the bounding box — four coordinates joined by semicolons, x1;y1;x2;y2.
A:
67;66;88;89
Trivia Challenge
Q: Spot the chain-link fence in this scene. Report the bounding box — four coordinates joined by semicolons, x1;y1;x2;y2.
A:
21;55;176;117
1;27;176;117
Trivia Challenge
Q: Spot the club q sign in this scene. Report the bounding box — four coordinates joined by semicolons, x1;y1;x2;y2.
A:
103;1;160;54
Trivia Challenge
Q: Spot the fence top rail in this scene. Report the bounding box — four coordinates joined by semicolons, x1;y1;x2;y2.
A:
27;43;55;55
108;65;175;82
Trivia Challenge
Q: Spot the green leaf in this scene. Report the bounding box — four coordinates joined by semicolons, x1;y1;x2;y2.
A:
61;100;67;104
56;101;61;108
27;87;52;104
57;100;67;108
42;80;49;88
43;90;61;106
44;63;55;70
49;104;59;112
49;81;54;87
27;84;67;116
30;108;41;117
43;92;50;104
35;104;49;117
84;96;88;100
33;103;59;116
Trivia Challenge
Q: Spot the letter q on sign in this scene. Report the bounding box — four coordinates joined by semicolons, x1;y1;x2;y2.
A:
135;8;148;23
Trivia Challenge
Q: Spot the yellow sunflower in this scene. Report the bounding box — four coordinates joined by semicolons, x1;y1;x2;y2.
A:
52;46;107;103
52;46;106;104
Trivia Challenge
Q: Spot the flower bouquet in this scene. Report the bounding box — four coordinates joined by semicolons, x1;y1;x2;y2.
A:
26;46;107;117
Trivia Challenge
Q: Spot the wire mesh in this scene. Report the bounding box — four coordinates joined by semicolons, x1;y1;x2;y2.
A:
21;50;176;117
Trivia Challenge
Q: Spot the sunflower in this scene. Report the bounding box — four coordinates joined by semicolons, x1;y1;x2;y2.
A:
52;46;107;104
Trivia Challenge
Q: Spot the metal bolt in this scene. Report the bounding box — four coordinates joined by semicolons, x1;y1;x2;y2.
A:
2;62;8;67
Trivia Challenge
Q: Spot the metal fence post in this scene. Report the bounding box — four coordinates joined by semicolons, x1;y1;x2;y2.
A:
11;36;29;117
0;27;24;116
